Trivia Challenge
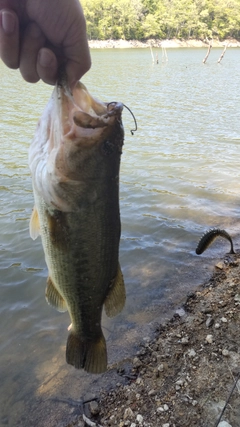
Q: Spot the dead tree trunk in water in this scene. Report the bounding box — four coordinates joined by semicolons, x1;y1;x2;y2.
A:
149;45;154;63
203;40;212;63
218;44;228;63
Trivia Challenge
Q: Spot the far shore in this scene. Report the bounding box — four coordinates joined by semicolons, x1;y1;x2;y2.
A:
88;37;240;49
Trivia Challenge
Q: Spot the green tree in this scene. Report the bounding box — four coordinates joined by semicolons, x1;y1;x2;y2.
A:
82;0;143;40
81;0;240;41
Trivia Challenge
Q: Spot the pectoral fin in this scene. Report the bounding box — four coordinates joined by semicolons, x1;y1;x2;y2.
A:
29;206;40;240
45;276;67;312
104;264;126;318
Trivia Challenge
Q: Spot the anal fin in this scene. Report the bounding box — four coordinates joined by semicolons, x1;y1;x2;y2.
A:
66;331;107;374
104;263;126;318
45;276;67;312
29;206;40;240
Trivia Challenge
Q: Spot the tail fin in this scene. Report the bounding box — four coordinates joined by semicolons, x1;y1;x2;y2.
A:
66;331;107;374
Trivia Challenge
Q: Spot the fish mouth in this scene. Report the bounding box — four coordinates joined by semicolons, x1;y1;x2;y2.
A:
55;80;123;140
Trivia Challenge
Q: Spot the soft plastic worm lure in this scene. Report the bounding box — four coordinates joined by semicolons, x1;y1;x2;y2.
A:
196;228;235;255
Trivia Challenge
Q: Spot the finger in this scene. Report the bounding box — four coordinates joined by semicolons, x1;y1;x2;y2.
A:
19;22;46;83
0;9;19;69
66;46;91;90
37;47;58;85
61;5;91;88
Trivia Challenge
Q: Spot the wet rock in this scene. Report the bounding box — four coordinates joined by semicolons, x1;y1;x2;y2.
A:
133;357;142;368
89;400;99;416
216;262;224;270
175;308;186;317
218;422;232;427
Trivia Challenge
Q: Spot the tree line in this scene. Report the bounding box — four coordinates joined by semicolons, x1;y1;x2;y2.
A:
81;0;240;41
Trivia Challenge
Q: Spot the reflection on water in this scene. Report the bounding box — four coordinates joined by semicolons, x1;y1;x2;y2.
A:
1;48;240;426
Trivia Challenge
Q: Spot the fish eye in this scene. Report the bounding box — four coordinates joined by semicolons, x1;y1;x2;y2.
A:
102;140;115;156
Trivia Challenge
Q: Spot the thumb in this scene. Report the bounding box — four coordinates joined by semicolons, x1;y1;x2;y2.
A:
65;38;91;89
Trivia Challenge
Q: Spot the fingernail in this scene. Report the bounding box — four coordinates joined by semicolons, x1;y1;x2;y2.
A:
1;10;16;34
38;49;54;67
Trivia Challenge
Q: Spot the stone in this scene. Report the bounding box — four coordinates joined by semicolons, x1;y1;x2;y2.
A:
218;422;232;427
133;357;142;368
124;408;134;420
206;316;214;328
175;308;186;317
206;334;213;344
216;262;224;270
148;389;157;396
136;414;143;424
234;294;240;303
188;349;196;358
89;400;100;415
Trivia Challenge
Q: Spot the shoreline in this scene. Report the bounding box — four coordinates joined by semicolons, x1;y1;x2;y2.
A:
68;253;240;427
88;37;240;49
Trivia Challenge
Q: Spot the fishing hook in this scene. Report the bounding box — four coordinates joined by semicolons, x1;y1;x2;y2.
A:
107;102;137;135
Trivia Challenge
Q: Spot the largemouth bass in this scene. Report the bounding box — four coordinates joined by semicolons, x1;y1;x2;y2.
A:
29;77;126;374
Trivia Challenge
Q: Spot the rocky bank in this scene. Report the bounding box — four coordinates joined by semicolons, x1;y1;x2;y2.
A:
88;38;240;49
68;252;240;427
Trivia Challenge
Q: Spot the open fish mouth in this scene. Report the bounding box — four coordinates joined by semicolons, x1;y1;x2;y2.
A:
54;78;124;142
30;78;125;212
29;76;126;373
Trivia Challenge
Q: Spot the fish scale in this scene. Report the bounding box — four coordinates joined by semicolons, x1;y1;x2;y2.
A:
29;79;126;373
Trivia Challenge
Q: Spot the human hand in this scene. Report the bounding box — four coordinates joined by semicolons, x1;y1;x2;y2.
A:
0;0;91;87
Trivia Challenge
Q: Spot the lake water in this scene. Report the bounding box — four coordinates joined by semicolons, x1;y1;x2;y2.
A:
1;47;240;426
